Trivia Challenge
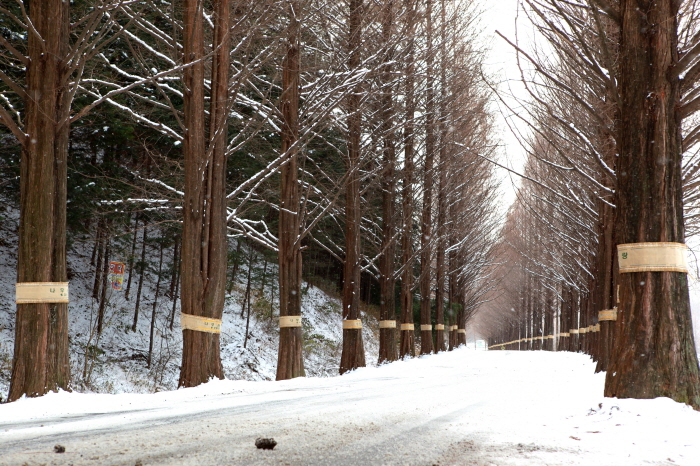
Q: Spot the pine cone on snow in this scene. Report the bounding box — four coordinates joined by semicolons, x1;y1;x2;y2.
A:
255;438;277;450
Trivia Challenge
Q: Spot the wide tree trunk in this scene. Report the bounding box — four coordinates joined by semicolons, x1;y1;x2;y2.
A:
277;0;305;380
605;0;700;408
10;0;70;402
179;0;229;387
339;0;366;374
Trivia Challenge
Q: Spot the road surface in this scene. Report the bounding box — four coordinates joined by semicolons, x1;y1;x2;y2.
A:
1;350;696;465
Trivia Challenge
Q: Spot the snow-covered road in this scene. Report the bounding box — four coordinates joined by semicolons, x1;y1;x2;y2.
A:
2;349;700;465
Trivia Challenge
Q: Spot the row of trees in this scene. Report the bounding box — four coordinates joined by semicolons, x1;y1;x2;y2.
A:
0;0;499;401
483;0;700;409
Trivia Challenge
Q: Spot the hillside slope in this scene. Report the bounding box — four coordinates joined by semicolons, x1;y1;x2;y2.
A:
0;205;379;399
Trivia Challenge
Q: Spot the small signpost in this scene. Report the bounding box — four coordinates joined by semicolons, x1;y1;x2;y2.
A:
109;261;125;290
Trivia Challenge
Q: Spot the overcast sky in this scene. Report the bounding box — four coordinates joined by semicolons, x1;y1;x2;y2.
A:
479;0;531;211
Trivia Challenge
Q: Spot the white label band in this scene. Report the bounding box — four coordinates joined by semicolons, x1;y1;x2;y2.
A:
181;313;222;333
457;329;466;334
343;320;362;329
420;324;432;331
280;316;302;328
599;309;618;321
379;320;397;329
400;323;414;331
618;242;688;273
16;282;69;304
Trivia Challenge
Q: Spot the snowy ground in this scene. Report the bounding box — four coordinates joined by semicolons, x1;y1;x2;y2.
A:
1;348;699;466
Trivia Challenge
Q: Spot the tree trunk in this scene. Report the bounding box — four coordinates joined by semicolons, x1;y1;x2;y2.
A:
399;0;418;360
378;0;398;364
340;0;366;374
148;242;164;368
10;0;71;401
419;0;436;356
546;289;555;351
179;0;230;387
595;196;616;371
457;297;467;346
125;214;139;300
277;0;305;380
132;225;148;332
168;235;180;300
447;261;456;351
434;0;449;354
93;219;105;300
244;248;254;349
97;241;111;335
606;0;700;408
241;246;254;318
169;263;180;332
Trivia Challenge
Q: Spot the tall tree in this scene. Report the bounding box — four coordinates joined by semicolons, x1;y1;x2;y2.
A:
399;0;418;360
419;0;436;355
378;0;399;363
339;0;367;374
606;0;700;407
178;0;230;387
277;0;305;380
8;0;71;401
433;0;450;352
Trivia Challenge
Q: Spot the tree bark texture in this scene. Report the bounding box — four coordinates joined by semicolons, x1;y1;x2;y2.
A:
399;0;418;359
606;0;700;408
434;27;448;353
148;243;164;368
595;198;616;372
179;0;229;387
340;0;366;374
10;0;71;402
277;0;305;380
132;225;148;332
419;0;435;356
378;0;398;364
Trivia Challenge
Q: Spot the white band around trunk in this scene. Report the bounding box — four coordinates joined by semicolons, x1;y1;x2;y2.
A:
280;316;302;328
16;282;69;304
181;313;222;333
343;319;362;329
617;242;688;273
379;320;397;329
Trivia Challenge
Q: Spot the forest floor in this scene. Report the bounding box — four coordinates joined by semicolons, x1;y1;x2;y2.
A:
1;349;699;465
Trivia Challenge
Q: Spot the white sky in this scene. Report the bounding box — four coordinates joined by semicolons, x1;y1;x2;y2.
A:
475;1;700;345
479;0;530;210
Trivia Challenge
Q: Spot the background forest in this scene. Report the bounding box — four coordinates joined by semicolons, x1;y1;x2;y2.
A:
6;0;700;406
0;0;500;396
